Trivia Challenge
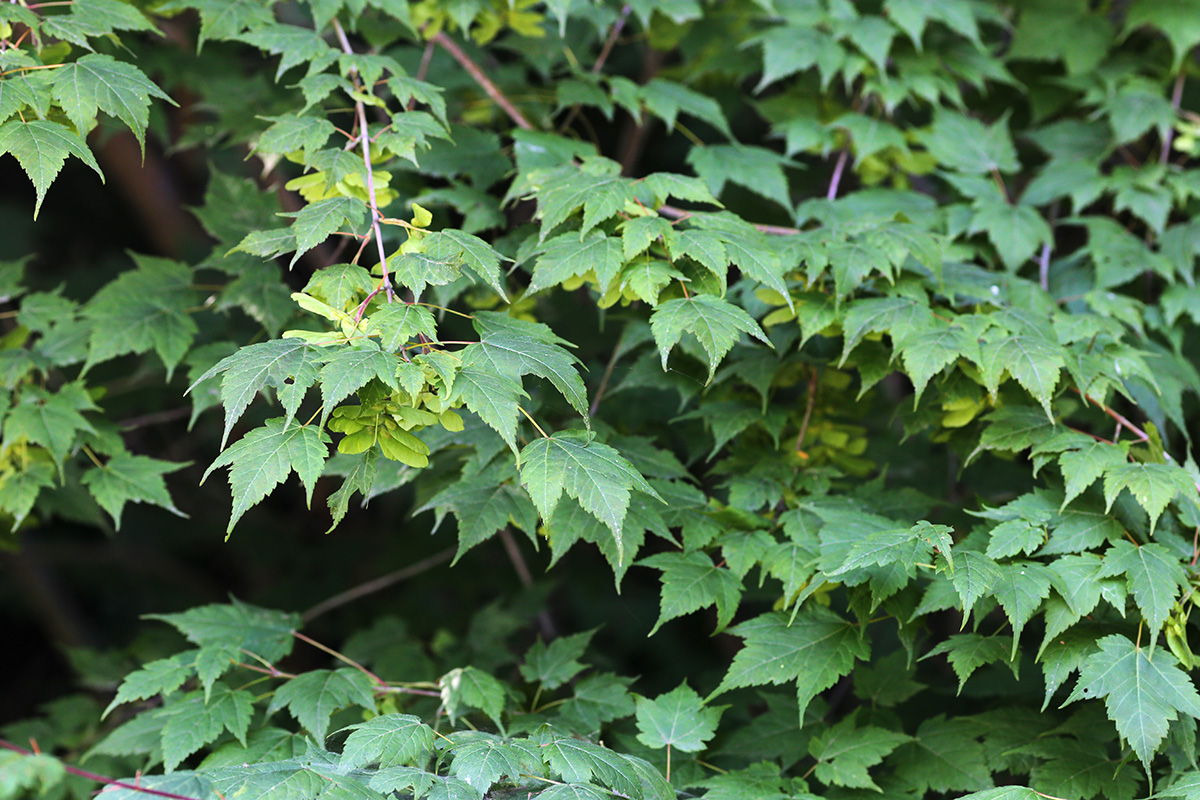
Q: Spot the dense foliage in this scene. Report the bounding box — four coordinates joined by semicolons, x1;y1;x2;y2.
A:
3;0;1200;798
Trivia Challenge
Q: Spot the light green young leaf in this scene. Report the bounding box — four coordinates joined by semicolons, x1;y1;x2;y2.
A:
519;431;660;564
3;386;97;467
0;119;104;218
267;668;377;743
650;294;771;382
635;682;723;752
201;418;329;534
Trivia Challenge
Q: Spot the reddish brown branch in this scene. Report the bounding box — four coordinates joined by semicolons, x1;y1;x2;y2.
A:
0;741;203;800
432;32;533;130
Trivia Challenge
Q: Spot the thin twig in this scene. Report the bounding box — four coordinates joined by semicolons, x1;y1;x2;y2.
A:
658;204;799;235
826;149;849;200
432;32;532;130
795;365;818;455
558;4;631;133
0;740;202;800
332;20;395;302
302;547;455;622
408;40;437;111
589;342;623;416
499;527;557;640
1162;71;1187;164
293;630;386;686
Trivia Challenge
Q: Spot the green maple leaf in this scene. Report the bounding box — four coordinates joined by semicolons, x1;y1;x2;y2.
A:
530;231;624;294
691;212;788;299
0;462;55;530
979;333;1064;417
650;294;771;382
147;599;298;664
639;78;733;139
188;338;326;448
202;418;329;534
158;0;275;45
3;385;96;467
325;449;377;532
1103;462;1196;533
81;454;186;529
893;716;993;794
0;119;104;218
520;629;595;690
439;666;506;726
923;634;1016;694
204;758;327;800
670;229;728;285
1125;0;1200;70
558;673;636;733
1026;736;1142;800
638;550;743;635
365;303;437;352
464;311;588;417
994;561;1054;655
711;608;868;720
447;734;539;793
687;144;792;211
160;687;254;771
519;431;660;565
284;197;366;268
922;109;1019;173
620;259;684;306
901;323;976;402
1098;541;1188;633
1030;432;1129;509
951;551;1002;617
267;668;377;743
808;716;910;790
104;652;196;717
421;475;539;560
303;264;377;311
448;365;526;451
534;162;634;236
969;200;1052;271
621;216;674;261
340;713;434;769
239;23;338;80
82;254;199;376
317;344;399;425
886;0;982;47
423;229;508;298
50;54;174;150
634;682;723;752
535;728;672;800
1066;634;1200;766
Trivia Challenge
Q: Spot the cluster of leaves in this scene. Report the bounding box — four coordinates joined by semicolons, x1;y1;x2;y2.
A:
5;0;1200;799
